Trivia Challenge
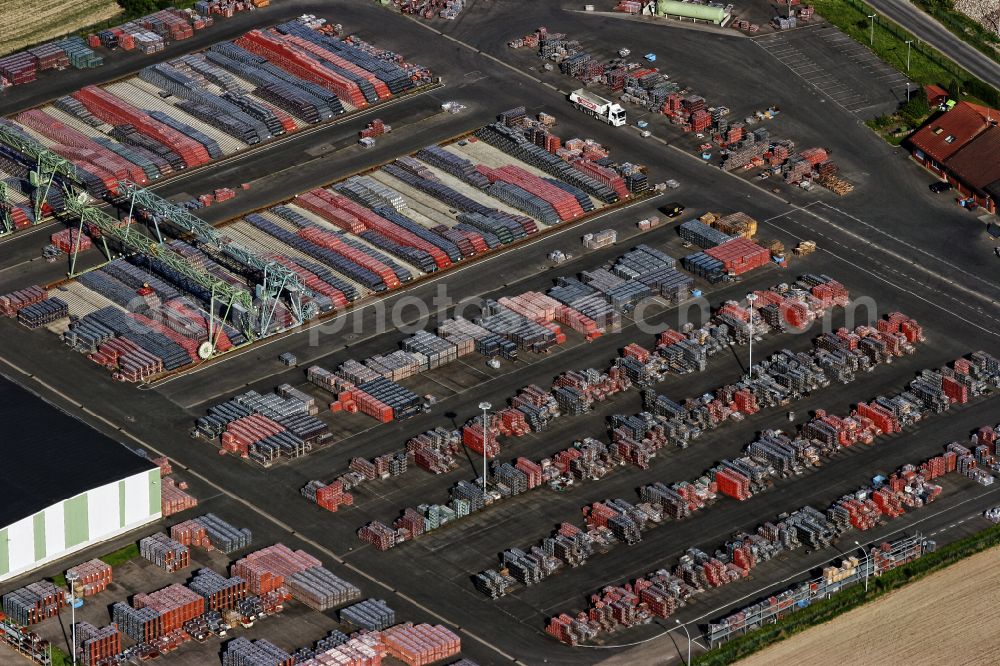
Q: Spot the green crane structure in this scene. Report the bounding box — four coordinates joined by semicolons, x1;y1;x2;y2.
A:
0;122;79;224
116;180;308;335
63;193;257;349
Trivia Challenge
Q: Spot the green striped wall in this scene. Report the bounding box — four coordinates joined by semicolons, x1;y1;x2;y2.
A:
148;469;161;516
1;469;160;581
0;528;8;577
63;494;89;549
32;513;45;561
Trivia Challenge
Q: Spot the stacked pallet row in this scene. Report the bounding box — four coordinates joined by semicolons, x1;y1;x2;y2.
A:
161;477;198;517
113;584;204;642
231;544;361;611
508;350;988;599
223;638;294;666
187;568;248;611
139;533;191;572
66;559;113;597
1;581;64;626
75;622;121;666
551;431;983;645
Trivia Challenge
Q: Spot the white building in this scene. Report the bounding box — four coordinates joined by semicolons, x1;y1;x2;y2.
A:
0;378;161;583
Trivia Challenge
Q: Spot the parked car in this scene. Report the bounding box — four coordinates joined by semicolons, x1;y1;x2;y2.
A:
929;181;952;193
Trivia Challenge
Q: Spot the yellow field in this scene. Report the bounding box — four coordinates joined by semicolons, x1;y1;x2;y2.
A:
0;0;122;56
737;545;1000;666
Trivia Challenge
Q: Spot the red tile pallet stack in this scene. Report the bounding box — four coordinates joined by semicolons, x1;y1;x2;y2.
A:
131;583;205;636
703;238;771;275
75;622;121;666
235;30;368;108
66;559;113;598
0;285;49;317
139;533;191;573
382;623;461;666
49;228;94;254
71;86;211;168
478;165;586;221
161;477;198;517
17;109;150;187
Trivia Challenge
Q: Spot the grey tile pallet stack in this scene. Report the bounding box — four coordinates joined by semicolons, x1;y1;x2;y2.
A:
356;377;423;419
244;213;361;301
474;121;618;203
2;581;63;626
286;566;361;611
223;638;293;666
139;533;190;572
339;598;396;630
193;513;252;553
187;568;247;611
17;298;68;329
403;330;459;369
679;220;733;249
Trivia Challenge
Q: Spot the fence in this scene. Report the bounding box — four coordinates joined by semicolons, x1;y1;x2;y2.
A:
706;533;929;645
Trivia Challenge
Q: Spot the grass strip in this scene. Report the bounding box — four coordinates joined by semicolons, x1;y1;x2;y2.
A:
693;523;1000;665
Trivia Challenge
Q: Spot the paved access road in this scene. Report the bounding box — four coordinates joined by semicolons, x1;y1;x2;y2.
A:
866;0;1000;90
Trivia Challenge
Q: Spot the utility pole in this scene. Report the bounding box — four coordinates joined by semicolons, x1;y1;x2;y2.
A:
66;570;80;665
479;401;491;493
675;619;692;665
868;14;877;46
746;293;758;379
905;39;913;72
854;540;870;593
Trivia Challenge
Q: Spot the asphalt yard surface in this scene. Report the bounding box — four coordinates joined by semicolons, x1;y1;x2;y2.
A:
1;2;999;665
754;23;914;116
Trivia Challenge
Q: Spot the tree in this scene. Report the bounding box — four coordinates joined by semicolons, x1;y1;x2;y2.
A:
900;94;930;126
947;79;961;100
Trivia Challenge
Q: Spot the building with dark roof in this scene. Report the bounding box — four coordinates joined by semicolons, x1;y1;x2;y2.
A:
0;375;160;582
907;102;1000;213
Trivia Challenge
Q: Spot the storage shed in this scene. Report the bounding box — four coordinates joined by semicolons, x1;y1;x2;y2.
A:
0;377;160;583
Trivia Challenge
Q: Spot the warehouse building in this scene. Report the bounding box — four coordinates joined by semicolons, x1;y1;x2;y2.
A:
907;101;1000;213
0;376;160;583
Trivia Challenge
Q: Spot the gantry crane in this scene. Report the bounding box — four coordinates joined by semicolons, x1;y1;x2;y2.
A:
64;192;257;352
116;180;308;335
0;121;79;223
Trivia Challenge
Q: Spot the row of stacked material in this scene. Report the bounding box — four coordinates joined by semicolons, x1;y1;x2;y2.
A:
712;436;991;639
195;389;330;466
472;319;931;593
395;0;467;19
546;480;938;646
1;581;63;626
74;621;122;666
0;38;102;90
171;513;254;554
322;276;845;521
5;18;431;199
0;3;273;92
232;544;360;610
360;298;912;548
679;219;772;281
568;347;998;585
235;622;461;666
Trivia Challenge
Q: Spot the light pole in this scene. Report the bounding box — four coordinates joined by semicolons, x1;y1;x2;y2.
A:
675;619;692;666
479;401;491;493
66;570;79;665
868;14;877;46
854;540;869;593
746;293;758;379
905;39;913;72
906;81;910;102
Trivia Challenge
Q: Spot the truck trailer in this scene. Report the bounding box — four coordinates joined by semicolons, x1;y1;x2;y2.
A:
568;89;626;126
